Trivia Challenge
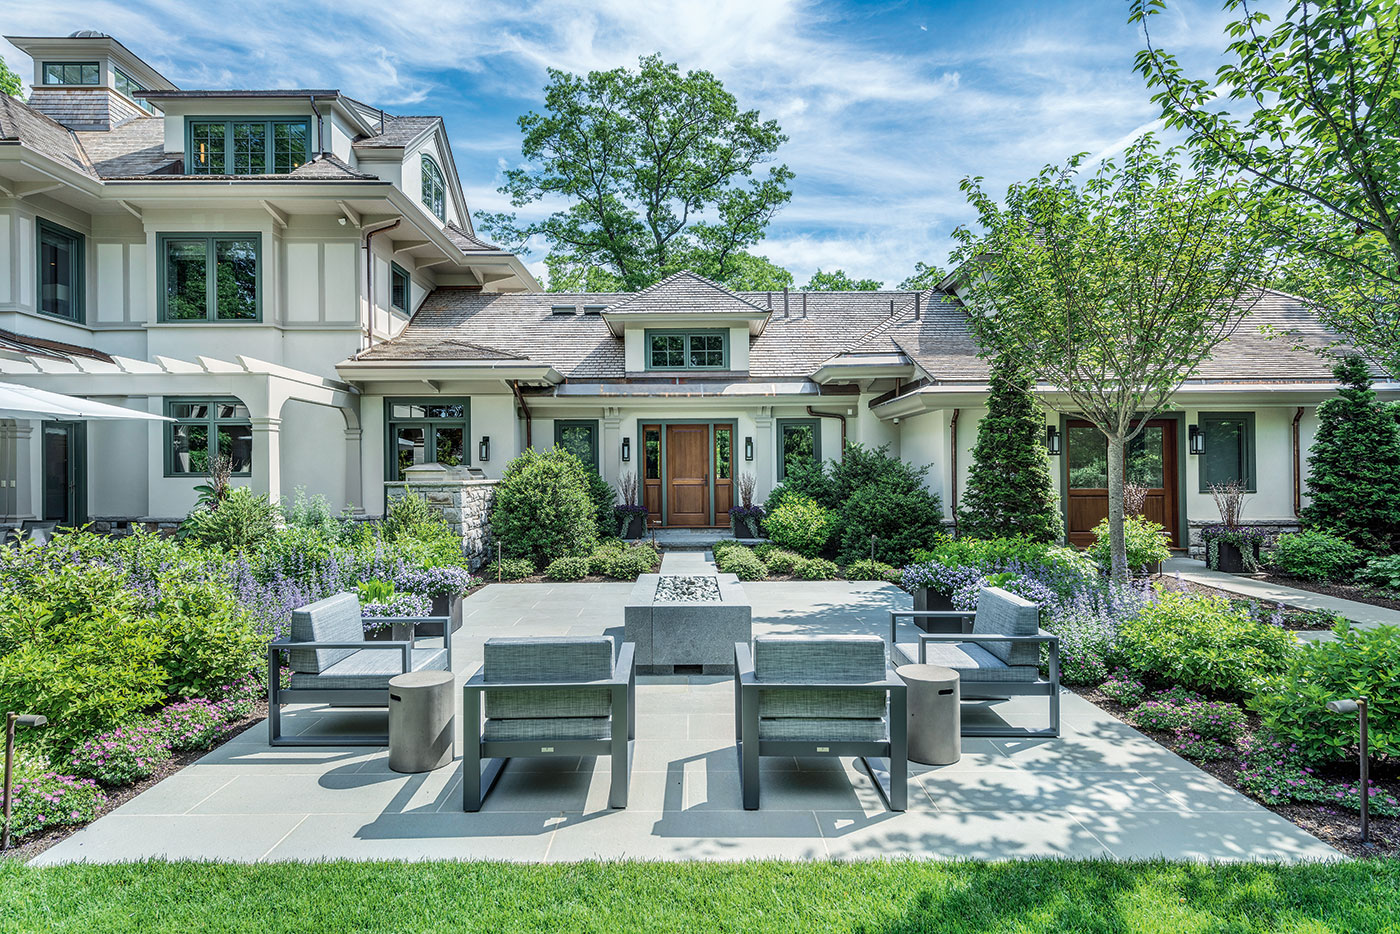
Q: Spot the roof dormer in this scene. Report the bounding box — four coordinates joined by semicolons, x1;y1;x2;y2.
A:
6;31;177;129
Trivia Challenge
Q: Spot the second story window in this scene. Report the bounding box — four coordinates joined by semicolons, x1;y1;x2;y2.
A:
421;154;446;221
37;219;84;323
646;329;728;370
160;234;260;322
390;263;411;313
42;62;99;85
113;67;157;115
187;118;310;175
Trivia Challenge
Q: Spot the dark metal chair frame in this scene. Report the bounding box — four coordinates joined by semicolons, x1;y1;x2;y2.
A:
733;641;908;811
889;609;1061;738
461;642;636;812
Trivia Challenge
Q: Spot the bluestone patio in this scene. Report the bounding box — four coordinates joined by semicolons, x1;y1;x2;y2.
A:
32;576;1338;864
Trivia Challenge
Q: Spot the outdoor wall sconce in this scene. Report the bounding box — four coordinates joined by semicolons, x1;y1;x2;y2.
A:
478;436;490;462
1188;424;1205;455
621;437;631;462
1045;425;1062;456
744;436;754;461
3;712;49;850
1325;698;1372;845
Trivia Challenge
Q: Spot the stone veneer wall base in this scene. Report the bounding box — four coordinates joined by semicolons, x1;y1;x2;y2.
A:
1186;519;1301;560
386;464;497;569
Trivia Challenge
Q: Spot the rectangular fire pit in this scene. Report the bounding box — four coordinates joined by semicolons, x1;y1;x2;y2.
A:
624;573;751;675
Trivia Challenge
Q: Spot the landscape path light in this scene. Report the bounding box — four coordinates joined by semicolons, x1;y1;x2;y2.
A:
3;712;49;850
1324;698;1371;846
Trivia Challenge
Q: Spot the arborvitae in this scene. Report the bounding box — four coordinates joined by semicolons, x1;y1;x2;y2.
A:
957;355;1063;543
1301;355;1400;552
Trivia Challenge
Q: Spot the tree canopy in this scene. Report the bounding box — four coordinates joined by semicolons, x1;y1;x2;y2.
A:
801;269;883;291
1134;0;1400;377
0;58;22;98
480;55;793;292
897;262;948;292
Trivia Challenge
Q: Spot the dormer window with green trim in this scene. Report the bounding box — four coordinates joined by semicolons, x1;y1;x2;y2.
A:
421;154;446;221
645;329;728;370
186;118;310;175
42;62;99;85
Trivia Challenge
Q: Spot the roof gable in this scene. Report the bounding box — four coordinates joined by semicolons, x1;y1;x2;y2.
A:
601;271;771;334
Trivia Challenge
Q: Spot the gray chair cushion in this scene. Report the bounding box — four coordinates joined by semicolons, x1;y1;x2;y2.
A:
483;636;614;719
289;646;447;689
758;718;887;742
970;587;1040;667
753;635;887;719
289;593;365;673
482;717;612;742
921;641;1039;682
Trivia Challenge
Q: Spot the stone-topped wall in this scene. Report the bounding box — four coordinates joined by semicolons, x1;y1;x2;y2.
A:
1186;518;1300;559
385;464;496;569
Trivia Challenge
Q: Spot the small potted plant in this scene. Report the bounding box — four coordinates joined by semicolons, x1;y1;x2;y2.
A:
397;565;479;634
614;471;648;540
1202;481;1265;573
728;473;764;539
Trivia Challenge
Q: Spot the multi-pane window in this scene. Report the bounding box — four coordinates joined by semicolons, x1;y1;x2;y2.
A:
37;219;84;322
421;155;446;221
113;66;157;114
166;399;252;476
387;400;469;480
776;419;821;480
161;234;260;321
42;62;99;85
186;119;309;175
390;263;411;313
555;420;599;470
646;330;727;370
1199;413;1256;492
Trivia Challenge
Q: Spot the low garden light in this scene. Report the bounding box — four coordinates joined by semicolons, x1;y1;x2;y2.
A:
1188;424;1205;455
1324;697;1371;846
478;436;490;462
1044;425;1061;456
621;437;631;462
3;712;49;850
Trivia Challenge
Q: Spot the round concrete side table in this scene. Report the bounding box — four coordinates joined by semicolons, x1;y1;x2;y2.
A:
388;670;455;773
896;664;961;765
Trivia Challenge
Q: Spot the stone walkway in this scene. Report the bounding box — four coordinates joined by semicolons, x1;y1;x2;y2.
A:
33;581;1339;865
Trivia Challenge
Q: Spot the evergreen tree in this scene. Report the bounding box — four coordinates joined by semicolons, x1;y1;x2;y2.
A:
1301;356;1400;552
957;355;1062;543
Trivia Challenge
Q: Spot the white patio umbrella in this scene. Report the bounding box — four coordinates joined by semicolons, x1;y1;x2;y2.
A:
0;382;172;421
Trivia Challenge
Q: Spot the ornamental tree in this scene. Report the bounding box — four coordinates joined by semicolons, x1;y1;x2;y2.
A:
1134;0;1400;377
1301;355;1400;552
952;136;1270;580
958;354;1062;543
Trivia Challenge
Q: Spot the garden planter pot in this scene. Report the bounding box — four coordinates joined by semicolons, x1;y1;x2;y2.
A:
363;621;415;642
429;593;465;634
618;512;647;540
730;515;762;540
1213;541;1246;573
913;588;956;614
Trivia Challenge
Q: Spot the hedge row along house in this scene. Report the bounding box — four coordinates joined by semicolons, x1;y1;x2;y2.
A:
1;31;1394;558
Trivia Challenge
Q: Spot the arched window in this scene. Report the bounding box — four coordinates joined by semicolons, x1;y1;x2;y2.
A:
421;154;446;221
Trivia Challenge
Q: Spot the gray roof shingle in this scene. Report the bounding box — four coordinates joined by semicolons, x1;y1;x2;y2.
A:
443;223;503;253
352;115;439;149
74;116;176;176
0;95;92;177
604;270;771;317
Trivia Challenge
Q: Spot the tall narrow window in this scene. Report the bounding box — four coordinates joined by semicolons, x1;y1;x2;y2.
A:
776;418;821;480
555;420;599;471
185;118;309;175
644;427;661;480
166;399;252;476
390;263;411;313
160;234;260;321
386;400;470;480
1199;413;1256;492
421;154;446;221
37;219;84;322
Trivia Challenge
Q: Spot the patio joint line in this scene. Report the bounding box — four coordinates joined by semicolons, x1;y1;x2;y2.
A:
180;776;239;815
257;814;309;861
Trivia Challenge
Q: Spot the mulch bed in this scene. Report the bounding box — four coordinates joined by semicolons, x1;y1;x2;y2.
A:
1245;573;1400;614
1150;574;1339;630
1075;685;1398;859
1;701;270;864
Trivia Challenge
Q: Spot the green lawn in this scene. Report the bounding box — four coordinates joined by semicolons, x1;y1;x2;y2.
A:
2;858;1398;933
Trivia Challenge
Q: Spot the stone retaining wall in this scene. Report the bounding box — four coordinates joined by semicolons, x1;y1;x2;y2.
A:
1186;518;1301;559
385;464;497;569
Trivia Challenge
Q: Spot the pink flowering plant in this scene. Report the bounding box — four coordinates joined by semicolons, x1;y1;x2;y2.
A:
6;773;107;840
1099;673;1146;707
64;722;172;786
151;699;237;752
1237;735;1400;817
1172;732;1234;760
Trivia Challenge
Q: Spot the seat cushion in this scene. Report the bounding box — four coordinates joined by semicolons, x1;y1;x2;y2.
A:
920;641;1038;682
289;646;447;689
289;593;364;674
758;718;887;742
482;636;615;719
482;717;611;742
970;587;1041;667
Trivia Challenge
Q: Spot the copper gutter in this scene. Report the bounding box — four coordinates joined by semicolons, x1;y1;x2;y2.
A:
950;408;961;534
362;218;400;350
1292;406;1304;517
806;406;846;459
511;379;533;448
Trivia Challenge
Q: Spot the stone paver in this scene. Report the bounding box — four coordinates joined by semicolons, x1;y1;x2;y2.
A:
32;581;1340;865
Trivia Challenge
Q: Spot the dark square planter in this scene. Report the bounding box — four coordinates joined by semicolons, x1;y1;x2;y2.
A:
1212;541;1246;573
730;515;762;540
913;588;956;613
618;511;647;540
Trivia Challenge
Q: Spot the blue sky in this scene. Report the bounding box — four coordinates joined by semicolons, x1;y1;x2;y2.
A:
1;0;1255;287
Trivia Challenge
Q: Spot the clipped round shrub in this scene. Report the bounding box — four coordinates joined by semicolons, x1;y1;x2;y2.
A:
844;559;898;582
482;557;536;581
544;556;591;581
764;495;833;557
65;722;172;786
835;482;944;567
1099;675;1146;708
794;557;839;581
489;447;598;567
761;549;803;575
715;546;768;581
1266;530;1365;581
595;544;660;580
6;773;107;840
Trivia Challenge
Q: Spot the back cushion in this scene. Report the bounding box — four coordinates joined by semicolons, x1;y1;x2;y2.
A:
753;635;887;719
971;587;1040;667
289;593;364;673
483;636;614;719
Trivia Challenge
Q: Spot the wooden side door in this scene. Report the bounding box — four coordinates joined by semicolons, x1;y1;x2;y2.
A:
665;424;710;527
1065;419;1180;548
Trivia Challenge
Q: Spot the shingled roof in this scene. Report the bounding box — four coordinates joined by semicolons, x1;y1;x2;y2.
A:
0;94;92;177
351;114;439;149
603;270;771;319
443;223;503;253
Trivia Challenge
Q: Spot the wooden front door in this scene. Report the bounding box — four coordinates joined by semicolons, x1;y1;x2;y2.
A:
665;424;710;527
1065;419;1180;548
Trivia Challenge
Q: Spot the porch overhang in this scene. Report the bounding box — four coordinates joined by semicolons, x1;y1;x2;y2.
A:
548;379;824;398
335;359;563;388
812;353;916;386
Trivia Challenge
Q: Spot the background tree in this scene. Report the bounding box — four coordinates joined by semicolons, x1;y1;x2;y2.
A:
1134;0;1400;376
1301;355;1400;552
0;58;22;99
952;136;1270;579
957;354;1062;543
898;262;948;292
480;55;792;292
801;268;882;291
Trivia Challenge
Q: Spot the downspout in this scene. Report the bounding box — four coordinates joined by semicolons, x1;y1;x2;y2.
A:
361;219;400;351
511;380;533;449
950;408;961;536
309;95;325;156
1292;406;1304;518
806;406;846;459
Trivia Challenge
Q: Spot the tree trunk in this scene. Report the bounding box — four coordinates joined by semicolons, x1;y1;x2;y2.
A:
1107;433;1128;582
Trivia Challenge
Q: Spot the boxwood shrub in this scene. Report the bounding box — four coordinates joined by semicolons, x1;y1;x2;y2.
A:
544;556;591;581
764;495;832;558
715;546;768;581
794;557;839;581
481;557;536;581
843;559;898;582
761;549;803;575
490;447;598;567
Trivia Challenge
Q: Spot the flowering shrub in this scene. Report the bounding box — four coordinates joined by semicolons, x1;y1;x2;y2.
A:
361;592;435;631
1130;700;1189;733
1177;699;1248;742
1099;674;1146;708
5;773;107;840
65;722;171;785
1236;735;1400;816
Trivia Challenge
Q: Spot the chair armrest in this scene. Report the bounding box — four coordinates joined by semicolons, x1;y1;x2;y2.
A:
734;642;756;682
915;631;1058;644
612;642;636;682
890;610;975;619
268;640;412;672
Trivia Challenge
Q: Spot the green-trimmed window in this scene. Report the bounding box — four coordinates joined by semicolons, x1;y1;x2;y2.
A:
186;118;310;175
166;399;252;477
777;418;821;480
645;329;728;370
42;62;99;85
37;218;84;322
160;234;260;322
387;399;469;480
113;66;157;114
421;154;446;221
555;420;599;470
1199;412;1257;492
390;262;411;313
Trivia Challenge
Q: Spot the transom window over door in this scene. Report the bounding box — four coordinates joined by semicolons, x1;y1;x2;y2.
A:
645;329;728;370
186;118;310;175
421;155;446;221
387;399;469;480
166;399;252;476
160;234;260;321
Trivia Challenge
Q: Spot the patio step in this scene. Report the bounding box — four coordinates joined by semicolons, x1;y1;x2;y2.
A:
649;529;768;552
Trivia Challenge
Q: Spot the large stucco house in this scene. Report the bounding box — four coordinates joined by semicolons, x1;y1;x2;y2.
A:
2;30;1393;559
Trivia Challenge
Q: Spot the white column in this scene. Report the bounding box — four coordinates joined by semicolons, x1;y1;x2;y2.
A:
251;416;282;504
